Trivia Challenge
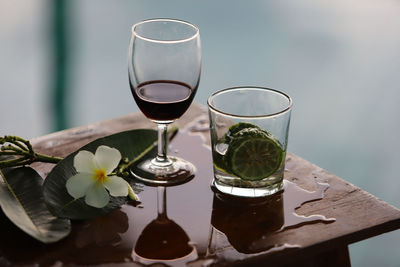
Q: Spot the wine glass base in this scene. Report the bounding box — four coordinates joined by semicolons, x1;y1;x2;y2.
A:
130;156;196;186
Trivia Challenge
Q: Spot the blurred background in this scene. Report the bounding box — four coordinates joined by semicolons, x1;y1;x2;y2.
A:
1;0;399;265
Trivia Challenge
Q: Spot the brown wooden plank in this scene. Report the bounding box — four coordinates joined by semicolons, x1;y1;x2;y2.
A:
282;153;400;250
236;245;352;267
22;103;400;266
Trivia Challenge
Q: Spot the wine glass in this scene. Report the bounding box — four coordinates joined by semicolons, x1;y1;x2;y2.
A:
128;18;201;185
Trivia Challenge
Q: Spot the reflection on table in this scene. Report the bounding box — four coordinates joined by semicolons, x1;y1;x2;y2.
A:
133;186;198;266
208;188;284;255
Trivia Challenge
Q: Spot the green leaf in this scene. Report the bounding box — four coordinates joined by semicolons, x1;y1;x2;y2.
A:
43;129;157;220
0;167;71;243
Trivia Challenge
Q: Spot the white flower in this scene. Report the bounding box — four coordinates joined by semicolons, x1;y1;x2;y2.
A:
66;145;129;208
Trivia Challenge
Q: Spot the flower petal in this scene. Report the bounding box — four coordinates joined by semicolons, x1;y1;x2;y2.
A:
103;176;129;197
66;173;95;199
94;146;121;174
74;150;97;173
85;183;110;208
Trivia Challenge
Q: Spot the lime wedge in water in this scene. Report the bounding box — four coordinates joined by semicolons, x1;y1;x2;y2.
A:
224;123;284;181
226;122;260;139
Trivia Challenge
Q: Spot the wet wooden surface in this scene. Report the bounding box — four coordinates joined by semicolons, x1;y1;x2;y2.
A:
1;103;399;266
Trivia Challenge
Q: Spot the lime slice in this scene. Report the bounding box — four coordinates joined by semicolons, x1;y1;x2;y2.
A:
231;127;271;139
224;123;258;143
226;134;284;181
227;122;260;137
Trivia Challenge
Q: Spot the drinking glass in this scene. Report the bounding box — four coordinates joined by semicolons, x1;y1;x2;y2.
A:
208;87;292;197
128;19;201;185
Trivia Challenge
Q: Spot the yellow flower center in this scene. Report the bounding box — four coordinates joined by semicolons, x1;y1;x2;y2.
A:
94;169;108;183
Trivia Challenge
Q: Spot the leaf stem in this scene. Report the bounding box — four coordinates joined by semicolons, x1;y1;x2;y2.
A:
0;135;63;168
0;156;31;168
35;153;63;164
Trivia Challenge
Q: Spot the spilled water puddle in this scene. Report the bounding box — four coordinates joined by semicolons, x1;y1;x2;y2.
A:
205;179;335;264
282;180;335;229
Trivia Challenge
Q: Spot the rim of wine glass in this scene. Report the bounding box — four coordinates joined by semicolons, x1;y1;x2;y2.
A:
131;18;200;44
207;86;293;118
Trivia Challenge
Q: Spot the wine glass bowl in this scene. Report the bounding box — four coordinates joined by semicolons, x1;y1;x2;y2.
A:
128;19;201;185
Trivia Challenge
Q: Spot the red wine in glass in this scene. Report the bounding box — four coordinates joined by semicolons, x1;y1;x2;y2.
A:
131;80;197;122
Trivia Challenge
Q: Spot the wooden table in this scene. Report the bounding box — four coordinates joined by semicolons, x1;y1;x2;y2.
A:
1;104;400;266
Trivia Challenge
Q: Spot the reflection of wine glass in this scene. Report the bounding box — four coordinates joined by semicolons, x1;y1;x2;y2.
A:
133;187;197;266
208;190;284;254
128;19;201;185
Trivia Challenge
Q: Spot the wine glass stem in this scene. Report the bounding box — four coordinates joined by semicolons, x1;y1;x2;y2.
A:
157;186;168;220
153;123;172;167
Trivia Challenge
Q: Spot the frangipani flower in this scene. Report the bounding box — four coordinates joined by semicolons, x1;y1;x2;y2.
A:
66;145;131;208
